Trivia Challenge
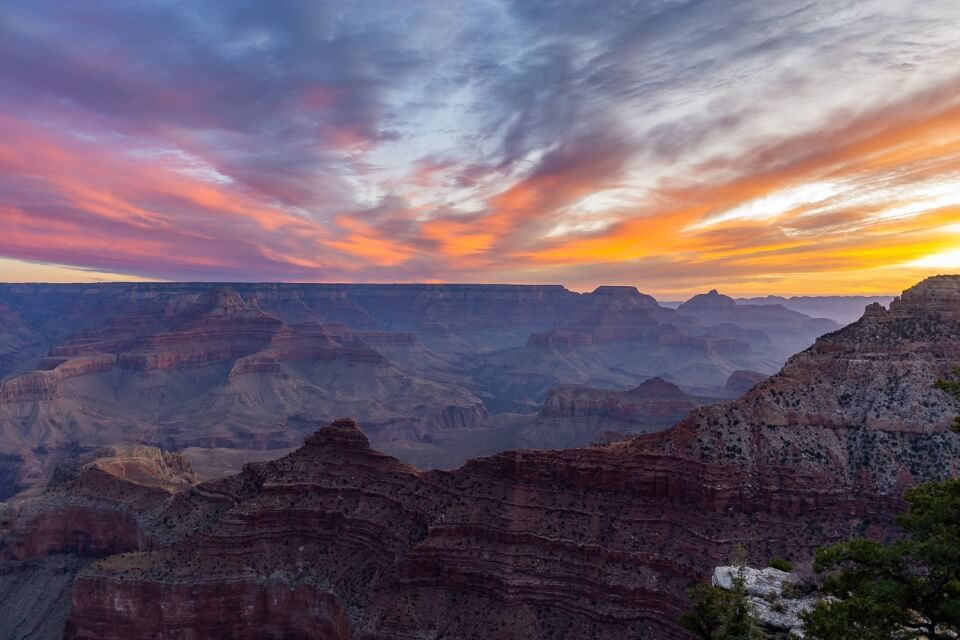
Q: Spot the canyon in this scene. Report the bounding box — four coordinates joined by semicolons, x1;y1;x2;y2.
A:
0;282;838;498
0;275;956;639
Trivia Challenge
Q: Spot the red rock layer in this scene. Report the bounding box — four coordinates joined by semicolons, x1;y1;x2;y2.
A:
117;316;282;371
229;324;387;376
65;276;960;639
0;354;116;403
2;506;144;560
67;579;350;640
0;445;197;564
62;418;878;639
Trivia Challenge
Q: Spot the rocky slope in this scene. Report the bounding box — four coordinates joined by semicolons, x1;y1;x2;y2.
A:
61;276;960;640
0;445;198;638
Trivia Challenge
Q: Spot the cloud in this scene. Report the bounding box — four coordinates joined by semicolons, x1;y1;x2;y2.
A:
1;0;960;295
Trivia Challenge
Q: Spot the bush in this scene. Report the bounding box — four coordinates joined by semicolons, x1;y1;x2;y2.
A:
768;557;793;572
934;369;960;432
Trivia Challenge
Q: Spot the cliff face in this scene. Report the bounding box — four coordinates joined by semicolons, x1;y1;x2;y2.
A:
66;419;424;639
1;445;198;563
63;276;960;640
0;445;199;638
67;580;350;640
0;354;116;403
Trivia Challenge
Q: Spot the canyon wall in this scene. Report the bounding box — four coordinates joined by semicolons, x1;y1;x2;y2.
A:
60;276;960;640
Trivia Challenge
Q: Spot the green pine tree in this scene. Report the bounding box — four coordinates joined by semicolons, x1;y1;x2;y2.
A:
802;479;960;639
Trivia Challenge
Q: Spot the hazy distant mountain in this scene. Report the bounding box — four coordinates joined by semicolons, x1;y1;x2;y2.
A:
0;282;839;497
736;294;896;325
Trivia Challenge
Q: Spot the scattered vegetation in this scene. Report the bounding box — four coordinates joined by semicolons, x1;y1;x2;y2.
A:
768;557;793;573
679;546;767;640
934;369;960;432
801;479;960;640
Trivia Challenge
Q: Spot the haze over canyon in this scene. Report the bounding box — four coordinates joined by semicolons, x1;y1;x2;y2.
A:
0;281;885;497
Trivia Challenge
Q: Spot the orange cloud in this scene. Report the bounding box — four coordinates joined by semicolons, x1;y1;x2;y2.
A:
504;81;960;295
325;217;413;267
420;219;495;257
3;77;960;295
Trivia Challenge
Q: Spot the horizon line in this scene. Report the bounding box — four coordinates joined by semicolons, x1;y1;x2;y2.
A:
0;280;906;300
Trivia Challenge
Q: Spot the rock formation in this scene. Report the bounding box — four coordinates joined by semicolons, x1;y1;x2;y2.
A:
474;285;837;411
0;289;487;497
0;445;198;638
522;377;712;448
712;565;817;636
56;275;960;640
676;289;839;359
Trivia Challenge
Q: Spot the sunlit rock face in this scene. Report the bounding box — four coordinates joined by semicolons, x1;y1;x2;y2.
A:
63;276;960;640
890;274;960;320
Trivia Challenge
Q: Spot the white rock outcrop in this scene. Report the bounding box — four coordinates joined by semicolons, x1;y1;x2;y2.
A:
712;565;818;637
712;565;796;598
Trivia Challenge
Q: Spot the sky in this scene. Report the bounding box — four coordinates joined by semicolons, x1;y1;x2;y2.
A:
1;1;959;297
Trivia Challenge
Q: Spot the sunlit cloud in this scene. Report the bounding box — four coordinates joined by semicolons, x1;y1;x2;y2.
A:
1;0;959;296
868;181;960;223
909;249;960;269
691;182;840;230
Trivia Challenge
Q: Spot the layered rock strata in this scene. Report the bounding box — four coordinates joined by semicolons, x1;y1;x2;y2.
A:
0;446;199;638
64;277;960;639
